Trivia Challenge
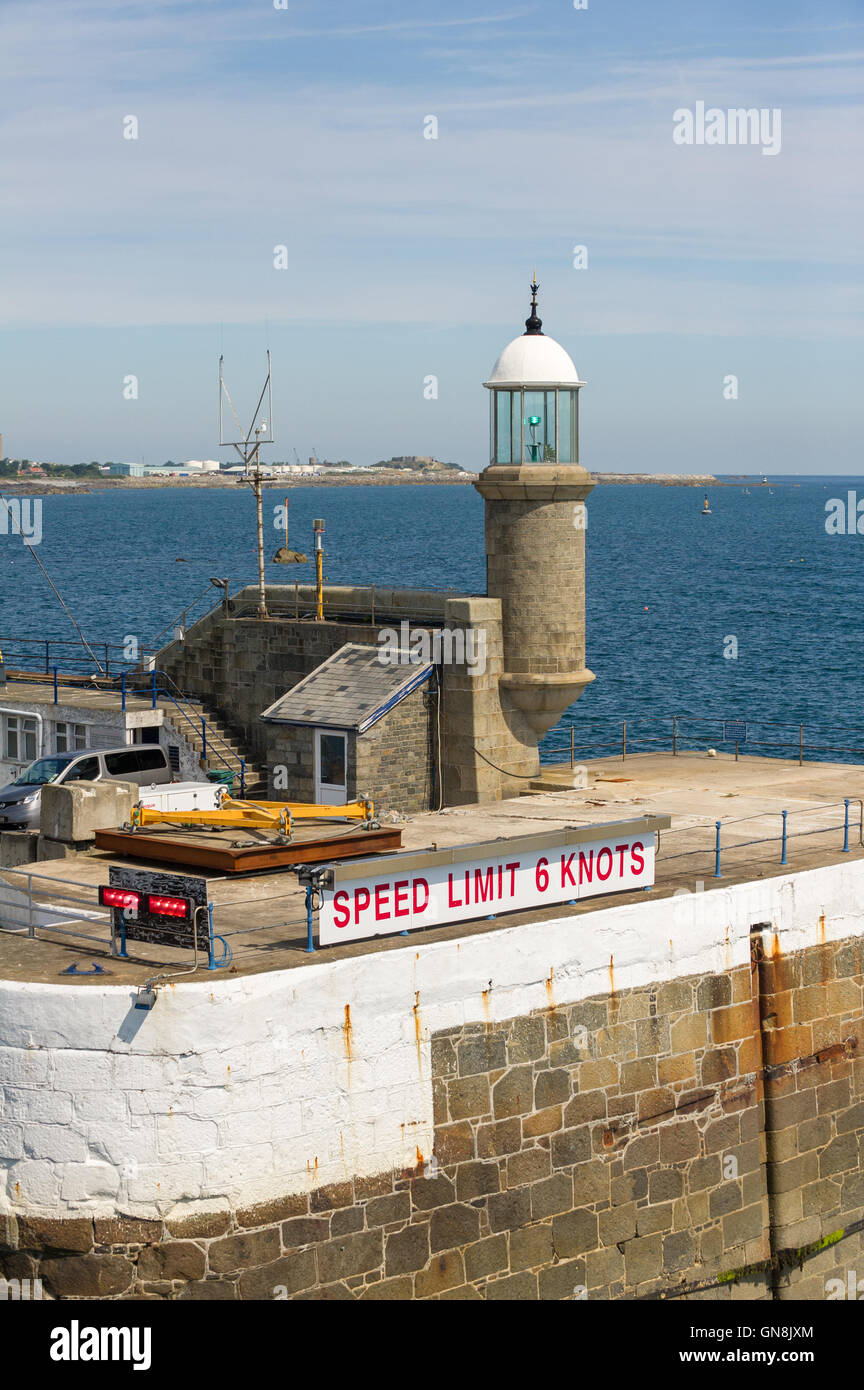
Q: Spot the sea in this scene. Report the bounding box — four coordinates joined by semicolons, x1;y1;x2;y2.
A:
1;476;862;765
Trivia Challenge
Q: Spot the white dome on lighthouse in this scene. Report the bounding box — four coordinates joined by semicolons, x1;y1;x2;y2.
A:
484;332;582;388
484;276;583;387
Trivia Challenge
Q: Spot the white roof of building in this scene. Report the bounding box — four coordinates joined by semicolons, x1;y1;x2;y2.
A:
485;332;583;389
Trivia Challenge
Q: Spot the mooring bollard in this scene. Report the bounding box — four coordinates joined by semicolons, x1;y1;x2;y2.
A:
842;798;850;853
713;821;722;879
780;809;788;865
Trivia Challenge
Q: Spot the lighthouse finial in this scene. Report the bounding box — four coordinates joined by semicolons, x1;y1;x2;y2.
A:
524;271;543;335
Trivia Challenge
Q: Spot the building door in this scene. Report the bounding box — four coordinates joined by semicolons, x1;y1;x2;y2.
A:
315;730;348;805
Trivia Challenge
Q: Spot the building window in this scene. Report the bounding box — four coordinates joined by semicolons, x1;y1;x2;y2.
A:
134;725;162;745
55;722;88;754
4;714;37;762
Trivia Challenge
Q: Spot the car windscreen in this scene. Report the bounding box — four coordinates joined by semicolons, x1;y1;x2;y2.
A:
13;757;72;787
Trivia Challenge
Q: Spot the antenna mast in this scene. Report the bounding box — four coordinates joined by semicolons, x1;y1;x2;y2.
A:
219;352;274;619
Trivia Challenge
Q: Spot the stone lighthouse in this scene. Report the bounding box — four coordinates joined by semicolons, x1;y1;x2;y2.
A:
475;277;595;742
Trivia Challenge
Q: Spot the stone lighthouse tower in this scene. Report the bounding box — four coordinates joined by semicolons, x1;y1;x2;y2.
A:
475;277;594;739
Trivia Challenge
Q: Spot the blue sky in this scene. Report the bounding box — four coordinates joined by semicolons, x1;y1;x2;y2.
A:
0;0;861;471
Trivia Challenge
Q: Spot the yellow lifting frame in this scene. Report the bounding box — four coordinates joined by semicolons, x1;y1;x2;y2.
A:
129;796;376;839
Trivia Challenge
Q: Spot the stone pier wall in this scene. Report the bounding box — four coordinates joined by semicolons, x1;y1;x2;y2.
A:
1;861;862;1299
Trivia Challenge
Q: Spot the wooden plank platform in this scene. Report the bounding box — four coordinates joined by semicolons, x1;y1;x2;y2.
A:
93;825;403;872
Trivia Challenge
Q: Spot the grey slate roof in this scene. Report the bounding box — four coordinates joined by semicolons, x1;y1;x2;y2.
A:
260;643;434;733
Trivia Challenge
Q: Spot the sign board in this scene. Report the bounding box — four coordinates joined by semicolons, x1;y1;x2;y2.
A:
318;816;669;947
107;866;209;952
723;721;747;744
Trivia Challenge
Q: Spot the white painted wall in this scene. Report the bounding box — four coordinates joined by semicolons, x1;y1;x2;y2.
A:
1;858;862;1223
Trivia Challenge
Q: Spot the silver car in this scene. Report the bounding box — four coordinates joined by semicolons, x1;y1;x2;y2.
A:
0;745;172;830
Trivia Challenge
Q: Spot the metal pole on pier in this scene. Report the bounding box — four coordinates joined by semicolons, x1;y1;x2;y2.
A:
218;351;273;622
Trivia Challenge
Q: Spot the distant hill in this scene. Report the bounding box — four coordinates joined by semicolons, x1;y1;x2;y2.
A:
370;456;466;474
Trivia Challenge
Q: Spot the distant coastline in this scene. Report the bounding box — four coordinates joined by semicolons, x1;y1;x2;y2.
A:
2;470;722;496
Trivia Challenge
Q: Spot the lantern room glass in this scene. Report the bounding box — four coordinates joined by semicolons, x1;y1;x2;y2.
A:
558;390;578;463
523;391;556;462
495;391;518;464
491;387;579;464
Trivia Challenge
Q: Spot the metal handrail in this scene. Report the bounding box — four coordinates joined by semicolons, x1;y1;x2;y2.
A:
0;658;248;791
655;798;863;876
541;715;864;768
148;582;227;647
0;869;109;944
123;675;242;786
0;635;158;677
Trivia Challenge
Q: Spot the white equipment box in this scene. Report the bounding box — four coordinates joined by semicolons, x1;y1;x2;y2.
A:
136;782;225;813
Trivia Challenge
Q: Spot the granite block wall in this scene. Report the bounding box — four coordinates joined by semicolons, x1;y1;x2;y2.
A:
3;931;860;1301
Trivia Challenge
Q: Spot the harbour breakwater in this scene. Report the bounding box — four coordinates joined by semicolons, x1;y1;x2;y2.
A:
0;472;719;496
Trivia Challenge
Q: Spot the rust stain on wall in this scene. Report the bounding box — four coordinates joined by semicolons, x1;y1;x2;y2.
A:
413;992;423;1074
545;967;555;1009
343;1004;353;1086
608;955;615;995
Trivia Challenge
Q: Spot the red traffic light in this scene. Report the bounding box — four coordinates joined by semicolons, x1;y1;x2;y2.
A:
147;895;191;919
99;886;141;912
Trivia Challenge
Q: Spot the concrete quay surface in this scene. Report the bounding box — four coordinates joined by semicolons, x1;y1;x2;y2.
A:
1;751;863;986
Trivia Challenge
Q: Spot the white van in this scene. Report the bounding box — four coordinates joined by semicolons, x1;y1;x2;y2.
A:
0;744;172;829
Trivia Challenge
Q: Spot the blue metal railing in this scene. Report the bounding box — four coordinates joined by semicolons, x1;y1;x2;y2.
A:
542;714;864;770
0;635;158;678
656;799;863;878
4;661;248;795
121;671;246;794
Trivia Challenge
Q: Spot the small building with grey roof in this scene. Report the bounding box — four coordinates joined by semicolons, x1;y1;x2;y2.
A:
260;644;437;811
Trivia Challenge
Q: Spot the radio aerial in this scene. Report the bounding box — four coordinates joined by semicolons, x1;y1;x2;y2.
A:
218;352;274;619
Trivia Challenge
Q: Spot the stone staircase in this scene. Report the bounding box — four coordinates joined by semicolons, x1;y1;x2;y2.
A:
160;697;268;797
